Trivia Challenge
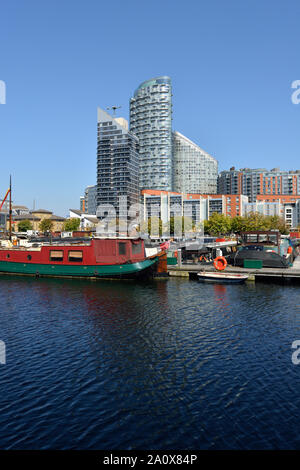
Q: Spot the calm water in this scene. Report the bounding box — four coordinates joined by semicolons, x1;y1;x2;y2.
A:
0;275;299;450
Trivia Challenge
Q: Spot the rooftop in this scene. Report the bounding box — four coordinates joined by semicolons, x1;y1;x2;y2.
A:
31;209;53;214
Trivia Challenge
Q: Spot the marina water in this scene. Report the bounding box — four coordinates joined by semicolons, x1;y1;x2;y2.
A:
0;276;299;449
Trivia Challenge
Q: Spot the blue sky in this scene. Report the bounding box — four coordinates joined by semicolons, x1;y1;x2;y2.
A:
0;0;300;215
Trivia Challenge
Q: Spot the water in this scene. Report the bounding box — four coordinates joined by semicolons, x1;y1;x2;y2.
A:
0;275;299;449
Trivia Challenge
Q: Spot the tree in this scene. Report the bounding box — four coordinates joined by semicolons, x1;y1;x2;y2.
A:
230;216;248;233
139;217;163;236
148;217;163;236
204;212;231;236
169;216;195;236
39;218;53;232
63;218;80;232
243;212;268;231
264;215;289;234
18;219;33;232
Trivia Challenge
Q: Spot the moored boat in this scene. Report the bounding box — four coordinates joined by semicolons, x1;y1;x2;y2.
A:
0;237;167;279
197;271;249;283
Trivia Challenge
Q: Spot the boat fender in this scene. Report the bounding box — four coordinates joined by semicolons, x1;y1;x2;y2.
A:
214;256;227;271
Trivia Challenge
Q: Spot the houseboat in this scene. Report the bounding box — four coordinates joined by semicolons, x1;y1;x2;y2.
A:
228;231;293;269
0;237;167;279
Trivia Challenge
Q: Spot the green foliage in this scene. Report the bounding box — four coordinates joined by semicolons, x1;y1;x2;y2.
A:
17;219;33;232
39;218;53;232
63;218;80;232
204;212;232;236
204;212;289;236
169;216;195;236
230;215;248;233
147;217;163;236
242;212;268;231
264;215;289;235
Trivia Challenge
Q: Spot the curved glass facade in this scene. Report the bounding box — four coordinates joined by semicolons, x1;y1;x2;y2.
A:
130;76;172;191
173;131;218;194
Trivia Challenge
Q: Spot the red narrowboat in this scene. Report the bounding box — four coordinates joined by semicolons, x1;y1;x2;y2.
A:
0;237;167;279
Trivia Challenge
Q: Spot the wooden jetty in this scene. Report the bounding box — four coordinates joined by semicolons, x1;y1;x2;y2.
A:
168;254;300;283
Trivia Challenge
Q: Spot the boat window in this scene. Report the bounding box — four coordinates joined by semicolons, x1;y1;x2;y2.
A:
27;255;32;261
68;251;83;262
50;250;64;261
132;241;142;255
118;242;126;255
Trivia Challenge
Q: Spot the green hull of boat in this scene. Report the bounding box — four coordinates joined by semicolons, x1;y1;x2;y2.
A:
0;258;158;279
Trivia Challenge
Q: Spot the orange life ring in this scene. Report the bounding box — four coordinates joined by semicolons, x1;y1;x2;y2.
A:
214;256;227;271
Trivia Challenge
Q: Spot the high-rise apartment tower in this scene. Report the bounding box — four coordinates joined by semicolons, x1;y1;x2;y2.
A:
97;108;139;218
130;76;172;191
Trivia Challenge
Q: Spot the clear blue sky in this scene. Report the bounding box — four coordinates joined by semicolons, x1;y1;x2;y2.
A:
1;0;300;215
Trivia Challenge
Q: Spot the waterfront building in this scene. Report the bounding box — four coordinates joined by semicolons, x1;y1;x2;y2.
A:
97;108;139;219
255;194;300;229
218;167;300;202
172;131;218;194
0;200;8;230
0;203;29;231
141;189;249;225
12;205;29;216
130;76;172;191
0;213;7;230
69;209;98;230
84;185;97;215
142;190;300;229
12;209;65;232
244;201;282;217
80;196;85;213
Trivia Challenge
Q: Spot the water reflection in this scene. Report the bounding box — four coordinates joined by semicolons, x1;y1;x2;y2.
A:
0;276;300;449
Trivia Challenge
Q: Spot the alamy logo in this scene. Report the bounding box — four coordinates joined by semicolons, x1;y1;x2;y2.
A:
292;340;300;365
0;341;6;364
0;80;6;104
291;80;300;104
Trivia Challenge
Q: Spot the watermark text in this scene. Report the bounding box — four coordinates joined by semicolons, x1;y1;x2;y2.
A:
292;340;300;365
0;340;6;364
0;80;6;104
291;80;300;104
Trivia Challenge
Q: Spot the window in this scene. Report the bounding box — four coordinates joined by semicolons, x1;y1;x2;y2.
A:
132;241;142;255
68;251;83;262
50;250;64;262
27;255;32;261
118;242;126;255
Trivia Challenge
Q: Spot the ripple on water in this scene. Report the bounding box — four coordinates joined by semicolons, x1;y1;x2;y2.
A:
0;276;300;449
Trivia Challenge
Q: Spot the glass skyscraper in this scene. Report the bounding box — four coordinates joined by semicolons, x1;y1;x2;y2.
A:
172;131;218;194
97;108;139;218
130;76;172;191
